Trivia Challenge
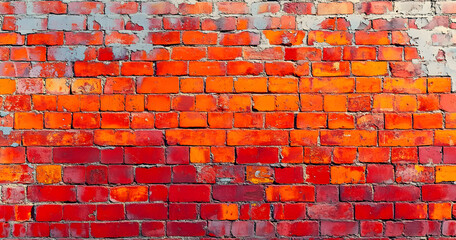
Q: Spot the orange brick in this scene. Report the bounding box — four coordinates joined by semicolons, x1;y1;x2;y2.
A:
182;31;218;45
265;112;294;129
435;130;456;146
71;78;101;94
355;31;390;45
285;47;321;61
299;77;354;93
300;94;323;111
131;113;154;129
126;95;145;112
33;95;57;111
100;95;125;112
428;77;452;93
104;77;135;94
348;94;371;112
296;113;327;129
446;113;456;128
14;112;43;129
46;78;70;95
0;165;32;183
429;203;451;220
189;62;226;76
373;94;394;112
324;95;347;112
333;147;357;164
208;112;233;129
246;166;273;184
110;186;148;202
180;78;204;93
265;62;295;76
206;77;233;93
166;129;226;146
359;147;390;163
378;46;403;60
190;147;211;163
253;95;275;111
148;31;180;45
321;130;377;146
234;77;267;93
156;61;187;76
234;113;263;128
379;130;434;146
405;47;419;60
436;166;456;183
317;2;353;15
343;46;376;60
220;32;260;46
352;62;388;76
265;185;315;202
179;2;212;14
0;79;16;94
276;95;299;111
312;62;350;77
36;165;61;184
385;113;412;129
180;112;207;128
263;30;305;45
413;113;443;129
331;166;366;184
44;112;71;129
269;77;298;93
208;47;242;60
308;31;352;45
227;130;288;146
155;112;178;129
281;147;304;163
227;61;263;76
196;95;218;112
290;130;319;146
211;147;235;163
137;77;179;93
80;95;100;112
394;95;417;112
328;113;354;129
73;113;100;129
171;47;206;60
384;78;426;94
121;62;154;76
101;113;130;129
356;77;382;93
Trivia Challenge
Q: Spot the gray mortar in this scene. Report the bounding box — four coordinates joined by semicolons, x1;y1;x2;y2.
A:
49;46;88;61
15;17;46;34
0;127;13;136
48;15;85;30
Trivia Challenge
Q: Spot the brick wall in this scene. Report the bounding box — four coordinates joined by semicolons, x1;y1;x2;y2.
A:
1;0;456;238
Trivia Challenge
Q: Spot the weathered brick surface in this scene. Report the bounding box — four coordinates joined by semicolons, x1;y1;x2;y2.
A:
1;0;456;238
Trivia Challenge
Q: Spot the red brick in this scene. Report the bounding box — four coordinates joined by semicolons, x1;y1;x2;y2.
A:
78;186;108;202
167;221;206;237
28;186;76;202
396;203;428;219
96;204;124;221
169;184;211;202
91;222;139;238
236;147;278;164
277;221;319;236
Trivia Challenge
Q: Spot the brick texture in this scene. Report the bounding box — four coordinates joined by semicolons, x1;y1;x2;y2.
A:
1;0;456;238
